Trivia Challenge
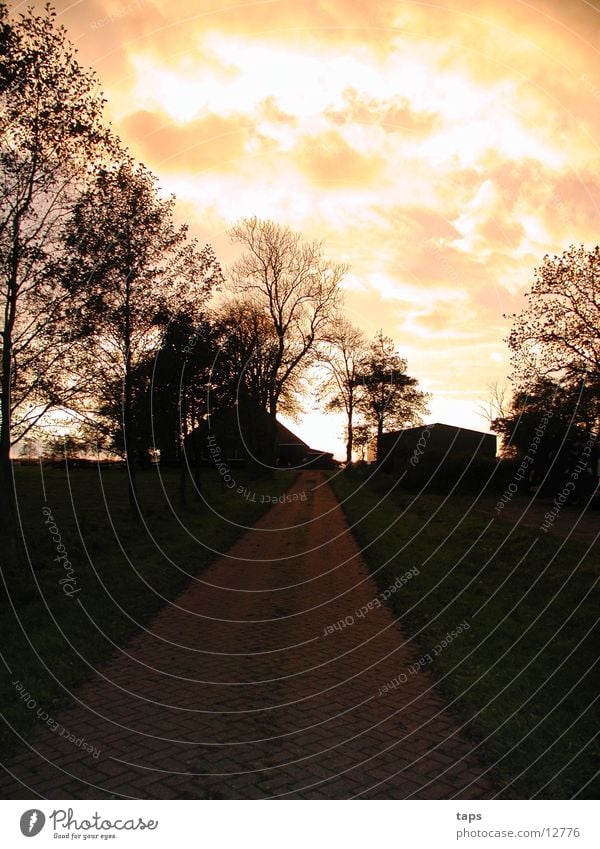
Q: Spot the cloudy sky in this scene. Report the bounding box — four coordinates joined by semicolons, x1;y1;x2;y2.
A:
29;0;600;456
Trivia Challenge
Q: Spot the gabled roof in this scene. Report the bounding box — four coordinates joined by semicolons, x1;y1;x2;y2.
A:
276;420;309;448
192;408;331;456
383;422;495;439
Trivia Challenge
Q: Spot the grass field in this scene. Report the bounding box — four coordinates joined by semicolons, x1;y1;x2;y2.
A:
1;464;296;758
329;470;599;799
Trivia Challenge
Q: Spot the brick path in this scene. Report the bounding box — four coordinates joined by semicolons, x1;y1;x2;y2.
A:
1;472;496;799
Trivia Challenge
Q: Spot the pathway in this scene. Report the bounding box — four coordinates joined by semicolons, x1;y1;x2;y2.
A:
0;472;496;799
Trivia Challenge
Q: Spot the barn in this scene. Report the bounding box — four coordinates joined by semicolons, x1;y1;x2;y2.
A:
378;422;497;475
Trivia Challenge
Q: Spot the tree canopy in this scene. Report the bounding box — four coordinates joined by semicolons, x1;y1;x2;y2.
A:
227;217;346;464
505;244;600;445
321;317;368;464
0;2;108;453
492;376;595;458
358;331;430;448
63;159;221;498
0;2;108;548
507;245;600;416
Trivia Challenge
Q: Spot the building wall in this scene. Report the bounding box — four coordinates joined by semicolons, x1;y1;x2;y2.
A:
378;424;496;473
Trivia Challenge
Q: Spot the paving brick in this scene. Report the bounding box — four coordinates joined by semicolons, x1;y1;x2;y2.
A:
2;472;496;799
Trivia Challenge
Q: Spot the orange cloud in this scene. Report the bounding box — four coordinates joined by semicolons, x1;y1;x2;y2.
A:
478;216;525;249
119;109;252;172
31;0;600;448
258;96;297;126
295;129;384;185
325;88;439;136
410;298;480;338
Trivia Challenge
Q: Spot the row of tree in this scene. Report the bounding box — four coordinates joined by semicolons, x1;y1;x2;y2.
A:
0;5;429;536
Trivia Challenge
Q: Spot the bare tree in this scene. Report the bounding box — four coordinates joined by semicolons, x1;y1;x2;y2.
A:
321;317;368;464
228;217;347;461
477;381;511;430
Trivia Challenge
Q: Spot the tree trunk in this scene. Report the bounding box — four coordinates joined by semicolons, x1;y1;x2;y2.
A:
123;375;137;511
266;400;278;472
179;432;203;504
0;386;20;578
346;399;353;465
376;419;384;465
1;240;19;569
0;351;14;517
193;452;203;497
0;446;19;577
178;425;187;505
123;287;138;513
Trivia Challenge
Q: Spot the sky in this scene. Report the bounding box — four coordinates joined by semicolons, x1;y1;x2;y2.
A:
24;0;600;457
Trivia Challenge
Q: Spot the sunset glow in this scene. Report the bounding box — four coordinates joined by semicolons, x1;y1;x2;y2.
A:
43;0;600;456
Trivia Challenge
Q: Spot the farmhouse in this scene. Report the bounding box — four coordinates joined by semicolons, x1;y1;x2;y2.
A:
186;408;337;470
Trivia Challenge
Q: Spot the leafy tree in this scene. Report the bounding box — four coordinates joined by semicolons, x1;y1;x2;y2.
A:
492;376;596;458
44;433;89;464
63;158;221;504
131;311;222;501
210;298;296;472
358;331;429;451
228;217;346;462
16;436;37;462
507;244;600;431
321;317;368;464
351;423;371;463
213;299;283;414
0;3;107;551
146;312;217;464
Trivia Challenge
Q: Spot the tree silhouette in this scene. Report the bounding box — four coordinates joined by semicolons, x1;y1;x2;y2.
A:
492;376;596;458
352;423;371;462
0;3;107;555
508;245;600;432
228;217;346;464
321;317;368;464
358;331;429;452
63;158;221;505
211;298;296;473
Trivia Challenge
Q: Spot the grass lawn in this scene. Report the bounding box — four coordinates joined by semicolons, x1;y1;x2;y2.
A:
1;464;296;758
330;470;599;799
